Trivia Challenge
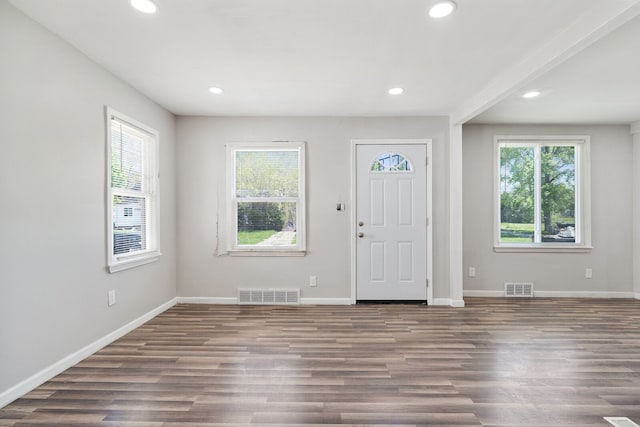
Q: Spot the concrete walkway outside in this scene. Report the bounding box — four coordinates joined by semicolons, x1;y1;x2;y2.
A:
256;231;296;246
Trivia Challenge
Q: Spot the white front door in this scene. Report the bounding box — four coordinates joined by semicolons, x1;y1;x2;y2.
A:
356;144;428;301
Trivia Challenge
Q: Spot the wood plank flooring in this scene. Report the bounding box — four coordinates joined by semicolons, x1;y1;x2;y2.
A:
2;298;640;426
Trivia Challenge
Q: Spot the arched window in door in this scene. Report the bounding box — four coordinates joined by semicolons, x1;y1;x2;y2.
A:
370;152;413;172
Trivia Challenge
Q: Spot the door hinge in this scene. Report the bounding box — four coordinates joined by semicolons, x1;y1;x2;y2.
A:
426;279;429;288
425;157;428;166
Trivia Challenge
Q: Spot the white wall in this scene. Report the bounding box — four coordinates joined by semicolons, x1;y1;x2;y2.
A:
0;1;177;398
632;121;640;299
176;116;452;301
463;124;633;297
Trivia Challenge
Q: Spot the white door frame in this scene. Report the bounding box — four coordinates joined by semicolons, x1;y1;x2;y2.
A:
350;139;433;305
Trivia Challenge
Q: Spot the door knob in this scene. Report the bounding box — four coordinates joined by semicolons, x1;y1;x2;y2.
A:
358;221;364;226
357;232;364;238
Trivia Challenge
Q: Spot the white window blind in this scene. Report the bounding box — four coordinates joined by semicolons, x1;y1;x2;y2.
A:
107;108;160;272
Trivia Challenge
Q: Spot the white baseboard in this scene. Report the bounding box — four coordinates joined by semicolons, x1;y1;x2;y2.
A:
179;296;471;307
635;293;640;300
177;296;353;305
0;297;178;409
464;290;635;298
300;298;352;305
464;290;504;297
534;291;634;298
176;297;238;304
431;298;465;307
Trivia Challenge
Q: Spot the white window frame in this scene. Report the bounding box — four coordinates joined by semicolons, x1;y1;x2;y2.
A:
226;141;306;256
106;107;161;272
494;135;591;253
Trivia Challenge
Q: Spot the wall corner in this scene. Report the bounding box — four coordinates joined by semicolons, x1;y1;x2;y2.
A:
632;121;640;298
449;121;464;306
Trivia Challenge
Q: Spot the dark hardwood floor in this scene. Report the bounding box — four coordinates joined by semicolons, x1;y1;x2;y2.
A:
2;298;640;426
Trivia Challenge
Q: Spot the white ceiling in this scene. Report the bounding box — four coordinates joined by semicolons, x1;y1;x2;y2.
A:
7;0;640;123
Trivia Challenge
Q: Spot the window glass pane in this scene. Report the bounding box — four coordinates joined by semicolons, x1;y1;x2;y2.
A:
540;146;576;243
237;202;296;246
499;146;534;243
113;195;146;254
371;152;412;172
236;150;299;197
111;122;144;191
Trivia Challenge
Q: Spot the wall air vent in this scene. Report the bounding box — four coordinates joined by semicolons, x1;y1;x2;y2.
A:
237;288;300;305
504;282;534;297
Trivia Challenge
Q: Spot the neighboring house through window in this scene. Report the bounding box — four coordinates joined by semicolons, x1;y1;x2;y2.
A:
495;135;591;252
226;142;306;255
107;107;161;272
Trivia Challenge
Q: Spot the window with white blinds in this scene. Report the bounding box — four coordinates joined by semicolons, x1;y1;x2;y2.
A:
227;142;306;255
106;108;160;272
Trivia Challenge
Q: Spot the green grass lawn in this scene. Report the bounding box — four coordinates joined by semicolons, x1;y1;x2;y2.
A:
501;222;534;232
501;222;533;243
501;236;533;243
237;230;277;245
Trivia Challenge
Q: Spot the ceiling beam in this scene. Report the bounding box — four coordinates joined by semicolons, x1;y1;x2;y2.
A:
452;0;640;125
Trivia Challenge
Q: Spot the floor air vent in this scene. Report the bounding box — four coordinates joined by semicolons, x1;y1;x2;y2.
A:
237;288;300;305
505;282;534;297
604;417;640;427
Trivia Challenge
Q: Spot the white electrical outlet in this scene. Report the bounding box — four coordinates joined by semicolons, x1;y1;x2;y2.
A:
468;267;476;277
585;268;593;279
108;290;116;306
309;275;317;287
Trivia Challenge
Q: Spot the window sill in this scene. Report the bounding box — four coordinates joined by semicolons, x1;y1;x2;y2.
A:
494;245;592;253
227;250;306;257
109;252;161;273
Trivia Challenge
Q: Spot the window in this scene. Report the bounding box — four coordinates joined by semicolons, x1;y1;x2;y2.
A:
227;142;305;255
106;108;160;272
370;152;413;172
495;136;591;252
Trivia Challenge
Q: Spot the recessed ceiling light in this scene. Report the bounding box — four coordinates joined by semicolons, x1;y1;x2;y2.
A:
429;0;457;18
208;87;224;94
130;0;157;14
388;87;404;95
522;90;541;99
